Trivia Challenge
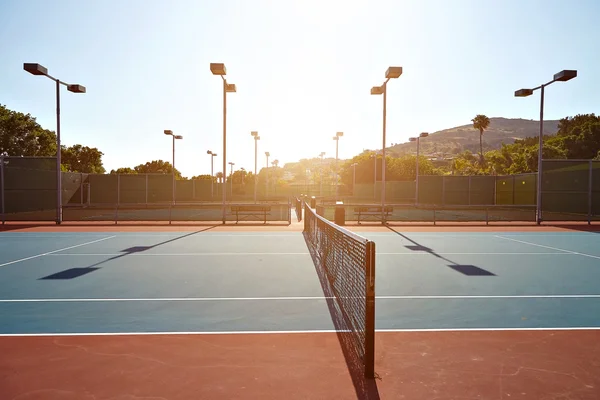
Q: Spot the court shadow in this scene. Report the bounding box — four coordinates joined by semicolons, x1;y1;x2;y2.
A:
41;267;100;280
302;232;381;400
38;226;217;280
386;227;496;277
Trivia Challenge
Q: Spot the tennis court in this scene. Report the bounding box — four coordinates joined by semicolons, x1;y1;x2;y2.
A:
1;210;600;399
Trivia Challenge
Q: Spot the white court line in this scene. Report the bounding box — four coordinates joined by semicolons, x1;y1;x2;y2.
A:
1;326;599;337
495;235;600;260
2;294;600;303
0;236;116;268
45;251;571;257
47;252;311;256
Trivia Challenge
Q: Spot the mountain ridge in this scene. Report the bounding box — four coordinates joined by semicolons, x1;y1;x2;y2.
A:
386;117;560;157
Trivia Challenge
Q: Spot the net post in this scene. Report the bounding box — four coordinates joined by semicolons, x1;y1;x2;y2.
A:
0;155;4;225
588;160;593;225
364;239;376;379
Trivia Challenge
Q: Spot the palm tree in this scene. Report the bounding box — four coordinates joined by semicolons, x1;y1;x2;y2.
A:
471;114;490;164
215;171;223;183
272;159;279;168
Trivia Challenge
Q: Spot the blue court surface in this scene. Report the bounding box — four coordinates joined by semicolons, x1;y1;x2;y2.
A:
1;229;600;335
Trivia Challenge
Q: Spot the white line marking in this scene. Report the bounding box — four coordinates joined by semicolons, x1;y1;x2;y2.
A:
0;236;116;268
45;251;570;257
495;235;600;260
1;326;599;337
47;252;311;256
2;294;600;303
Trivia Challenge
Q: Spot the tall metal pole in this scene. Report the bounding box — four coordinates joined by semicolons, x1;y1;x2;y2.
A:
210;155;214;199
1;155;5;225
415;138;420;205
56;79;62;224
381;83;387;224
373;153;377;200
335;139;339;199
266;154;269;199
254;138;258;203
230;163;234;196
222;80;227;224
172;135;175;204
536;85;545;225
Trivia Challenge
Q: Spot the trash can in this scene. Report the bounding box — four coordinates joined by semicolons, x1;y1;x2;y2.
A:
310;196;317;209
334;201;345;226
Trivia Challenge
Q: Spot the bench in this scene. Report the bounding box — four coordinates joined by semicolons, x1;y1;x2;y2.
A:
230;205;271;224
354;206;393;224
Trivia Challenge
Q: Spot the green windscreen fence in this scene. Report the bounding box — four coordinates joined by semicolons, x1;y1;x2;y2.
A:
541;160;599;221
1;156;57;221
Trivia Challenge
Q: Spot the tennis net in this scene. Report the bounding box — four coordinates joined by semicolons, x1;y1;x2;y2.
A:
303;201;376;378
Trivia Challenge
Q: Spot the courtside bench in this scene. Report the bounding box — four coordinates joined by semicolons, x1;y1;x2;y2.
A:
230;205;271;224
354;206;393;224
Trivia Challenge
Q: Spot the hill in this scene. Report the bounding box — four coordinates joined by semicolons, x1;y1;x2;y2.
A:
387;117;560;158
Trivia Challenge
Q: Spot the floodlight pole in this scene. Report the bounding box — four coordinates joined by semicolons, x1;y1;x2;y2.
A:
381;79;388;223
537;84;545;224
56;79;62;223
222;78;227;222
23;64;86;225
515;70;577;225
172;135;176;203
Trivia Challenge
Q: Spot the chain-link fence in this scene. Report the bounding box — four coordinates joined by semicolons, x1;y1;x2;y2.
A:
1;157;597;224
541;160;600;222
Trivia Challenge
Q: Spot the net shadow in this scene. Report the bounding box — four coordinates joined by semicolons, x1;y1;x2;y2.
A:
303;232;380;400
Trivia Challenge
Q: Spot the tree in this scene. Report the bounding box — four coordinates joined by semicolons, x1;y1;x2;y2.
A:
110;167;136;174
471;114;490;164
191;174;214;181
61;144;106;173
0;104;57;156
215;172;224;183
132;160;183;179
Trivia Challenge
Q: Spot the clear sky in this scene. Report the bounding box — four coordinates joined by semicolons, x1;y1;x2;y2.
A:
1;0;598;178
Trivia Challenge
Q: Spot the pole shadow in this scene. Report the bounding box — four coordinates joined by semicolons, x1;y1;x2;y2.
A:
386;227;496;276
302;232;381;400
39;226;218;280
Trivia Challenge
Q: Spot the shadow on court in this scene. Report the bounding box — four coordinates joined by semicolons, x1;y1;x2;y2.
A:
302;231;381;400
39;226;218;280
385;226;496;276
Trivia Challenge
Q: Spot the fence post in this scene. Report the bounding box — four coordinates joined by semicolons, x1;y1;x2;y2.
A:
589;160;593;225
117;174;121;206
115;174;120;225
442;176;446;205
192;179;196;201
145;174;148;204
468;175;472;205
0;155;4;225
87;183;91;205
512;176;516;205
80;173;84;205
